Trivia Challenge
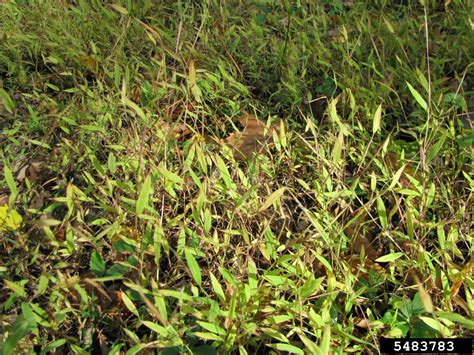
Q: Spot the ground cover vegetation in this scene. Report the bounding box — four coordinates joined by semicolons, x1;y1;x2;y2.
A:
0;0;473;353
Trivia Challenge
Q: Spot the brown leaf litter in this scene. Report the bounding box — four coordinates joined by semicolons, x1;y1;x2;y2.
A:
221;113;281;160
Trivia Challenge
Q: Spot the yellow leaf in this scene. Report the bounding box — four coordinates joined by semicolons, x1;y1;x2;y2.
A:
0;205;22;231
383;17;395;33
188;60;197;87
372;104;382;134
122;97;146;121
331;130;344;164
110;3;128;15
258;187;286;212
418;283;434;313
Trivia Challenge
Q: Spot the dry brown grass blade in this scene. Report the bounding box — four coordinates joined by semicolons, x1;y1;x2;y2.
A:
83;278;113;302
136;287;168;326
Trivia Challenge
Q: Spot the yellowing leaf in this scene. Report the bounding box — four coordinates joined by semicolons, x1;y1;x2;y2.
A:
419;316;450;336
110;3;128;15
416;68;429;94
0;87;15;113
383;17;395;33
122;97;146;121
158;165;184;184
319;324;331;354
258;187;286;212
142;320;168;335
187;60;202;102
375;252;403;263
376;196;388;229
191;84;202;102
188;60;197;87
328;97;349;135
331;130;344;165
3;165;17;199
418;284;434;313
270;343;304;354
193;332;223;341
197;321;226;335
4;280;27;298
0;205;23;231
372;104;382;134
120;290;139;316
388;164;406;190
209;272;225;302
215;155;233;188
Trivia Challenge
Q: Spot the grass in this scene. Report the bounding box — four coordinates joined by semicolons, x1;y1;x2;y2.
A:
0;0;473;354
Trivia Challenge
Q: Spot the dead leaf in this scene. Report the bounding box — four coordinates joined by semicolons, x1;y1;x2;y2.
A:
450;279;463;299
55;0;73;6
413;276;434;313
81;56;97;71
170;122;192;139
30;191;47;209
348;256;385;280
98;332;109;355
130;85;142;103
136;287;168;326
354;317;372;329
352;234;379;260
453;295;472;317
0;194;8;206
17;161;43;183
16;165;28;181
155;120;192;142
83;278;112;302
222;113;281;160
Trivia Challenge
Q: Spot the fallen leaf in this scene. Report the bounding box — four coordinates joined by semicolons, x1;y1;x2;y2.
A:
354;317;372;329
17;161;43;183
81;55;97;71
16;165;28;181
170;122;192;139
352;234;379;260
348;256;385;278
155;120;192;142
453;295;472;317
0;194;8;206
29;191;47;209
222;113;281;160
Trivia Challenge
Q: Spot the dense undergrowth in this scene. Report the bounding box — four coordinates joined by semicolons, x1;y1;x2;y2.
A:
0;0;473;354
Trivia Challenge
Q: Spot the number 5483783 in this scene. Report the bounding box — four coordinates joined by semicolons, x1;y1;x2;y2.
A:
393;340;454;352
